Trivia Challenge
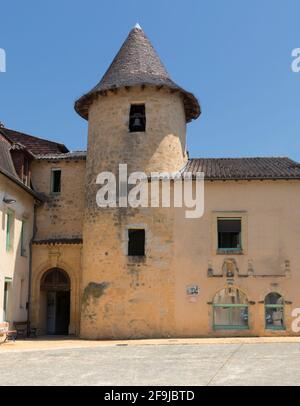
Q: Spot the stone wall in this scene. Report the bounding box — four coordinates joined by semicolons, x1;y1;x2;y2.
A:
31;160;85;239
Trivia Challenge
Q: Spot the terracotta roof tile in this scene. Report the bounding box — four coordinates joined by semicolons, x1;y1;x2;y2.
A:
32;153;300;179
35;151;86;161
0;127;68;156
0;135;19;178
184;157;300;180
75;25;200;123
0;135;44;200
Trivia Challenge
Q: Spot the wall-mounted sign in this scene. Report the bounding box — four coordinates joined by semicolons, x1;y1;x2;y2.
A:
186;285;199;296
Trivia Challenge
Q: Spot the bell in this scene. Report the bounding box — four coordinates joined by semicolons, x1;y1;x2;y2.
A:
131;112;144;131
133;117;142;128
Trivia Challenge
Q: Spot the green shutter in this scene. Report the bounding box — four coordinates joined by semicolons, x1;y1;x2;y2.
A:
6;212;12;251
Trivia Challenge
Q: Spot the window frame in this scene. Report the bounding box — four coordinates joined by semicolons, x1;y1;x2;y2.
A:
212;211;247;255
3;278;12;321
264;293;285;331
217;217;242;252
129;103;146;133
213;303;249;330
50;168;62;195
6;209;14;252
212;287;249;331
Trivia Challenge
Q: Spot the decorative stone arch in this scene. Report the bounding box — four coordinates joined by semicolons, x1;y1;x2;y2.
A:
210;284;249;304
258;286;288;303
211;285;249;330
30;260;80;335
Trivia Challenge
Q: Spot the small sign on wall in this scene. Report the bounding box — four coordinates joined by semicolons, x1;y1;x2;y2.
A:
186;285;199;302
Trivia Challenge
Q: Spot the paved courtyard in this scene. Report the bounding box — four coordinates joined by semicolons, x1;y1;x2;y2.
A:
1;337;300;385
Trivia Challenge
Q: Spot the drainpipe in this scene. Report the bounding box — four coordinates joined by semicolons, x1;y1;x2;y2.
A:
26;201;37;336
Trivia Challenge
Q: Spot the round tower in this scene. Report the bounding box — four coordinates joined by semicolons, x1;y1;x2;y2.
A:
75;24;200;177
75;25;201;339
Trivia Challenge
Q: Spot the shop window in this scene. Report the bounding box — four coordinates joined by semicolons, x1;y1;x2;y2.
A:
213;287;249;330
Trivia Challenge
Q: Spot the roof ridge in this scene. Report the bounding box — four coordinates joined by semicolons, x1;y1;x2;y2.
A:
2;127;66;147
188;156;291;160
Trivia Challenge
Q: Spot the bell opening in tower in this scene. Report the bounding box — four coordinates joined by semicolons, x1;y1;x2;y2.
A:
129;104;146;133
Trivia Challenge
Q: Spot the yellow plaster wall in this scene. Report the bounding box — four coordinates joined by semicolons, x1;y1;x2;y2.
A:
0;173;34;326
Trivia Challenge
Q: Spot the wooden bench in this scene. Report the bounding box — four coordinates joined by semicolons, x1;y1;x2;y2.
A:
0;322;17;344
14;321;37;339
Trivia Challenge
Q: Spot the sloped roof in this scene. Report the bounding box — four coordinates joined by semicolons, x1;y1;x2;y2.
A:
75;25;200;123
0;135;19;178
35;151;87;161
28;150;300;180
185;157;300;180
0;127;68;156
0;136;43;200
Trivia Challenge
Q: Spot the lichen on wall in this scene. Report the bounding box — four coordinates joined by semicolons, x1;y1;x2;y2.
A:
82;282;109;309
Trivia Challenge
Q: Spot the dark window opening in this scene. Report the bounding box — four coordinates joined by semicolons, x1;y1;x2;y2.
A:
51;169;61;194
23;159;30;186
218;218;241;250
129;104;146;132
128;229;145;256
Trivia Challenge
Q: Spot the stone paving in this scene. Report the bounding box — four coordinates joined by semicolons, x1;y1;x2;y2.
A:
1;337;300;385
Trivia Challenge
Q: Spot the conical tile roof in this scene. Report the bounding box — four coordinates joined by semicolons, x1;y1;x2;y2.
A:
75;25;200;122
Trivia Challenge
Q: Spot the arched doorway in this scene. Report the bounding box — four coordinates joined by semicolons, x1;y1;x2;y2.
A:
40;268;70;335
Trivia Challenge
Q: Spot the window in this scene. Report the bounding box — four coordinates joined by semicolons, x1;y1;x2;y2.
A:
6;210;14;251
20;220;26;256
129;104;146;132
265;292;285;330
51;169;61;194
3;279;11;321
19;279;25;309
218;218;242;251
128;229;145;256
213;287;249;330
23;158;30;186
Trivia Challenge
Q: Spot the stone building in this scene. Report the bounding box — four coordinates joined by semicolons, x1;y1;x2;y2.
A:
1;25;300;338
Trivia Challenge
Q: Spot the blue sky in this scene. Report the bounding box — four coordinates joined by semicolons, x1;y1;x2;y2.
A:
0;0;299;160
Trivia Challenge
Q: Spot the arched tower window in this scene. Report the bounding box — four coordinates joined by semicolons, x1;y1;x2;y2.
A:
213;287;249;330
265;292;285;330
